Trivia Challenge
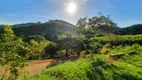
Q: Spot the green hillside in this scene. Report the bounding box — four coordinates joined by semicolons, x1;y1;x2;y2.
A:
12;20;75;41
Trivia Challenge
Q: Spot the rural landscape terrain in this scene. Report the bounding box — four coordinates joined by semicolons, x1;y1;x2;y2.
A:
0;0;142;80
0;15;142;80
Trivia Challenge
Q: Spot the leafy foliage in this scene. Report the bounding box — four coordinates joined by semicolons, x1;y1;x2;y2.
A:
59;35;86;57
0;25;27;65
44;42;57;58
96;35;142;46
0;26;58;80
76;15;116;54
0;25;27;80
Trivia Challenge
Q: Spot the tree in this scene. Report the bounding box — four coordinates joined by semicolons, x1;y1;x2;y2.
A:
76;14;116;53
0;25;24;65
0;25;27;80
76;17;88;36
59;34;86;57
0;25;15;42
60;35;74;57
88;15;116;34
72;38;86;56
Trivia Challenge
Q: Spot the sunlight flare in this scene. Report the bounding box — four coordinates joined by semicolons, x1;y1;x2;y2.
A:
65;1;78;15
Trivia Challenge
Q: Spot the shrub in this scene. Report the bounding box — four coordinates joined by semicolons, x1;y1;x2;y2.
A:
96;35;142;46
56;50;66;57
80;50;89;58
27;40;46;59
100;47;110;54
100;43;111;55
104;34;119;42
44;42;57;58
27;40;56;60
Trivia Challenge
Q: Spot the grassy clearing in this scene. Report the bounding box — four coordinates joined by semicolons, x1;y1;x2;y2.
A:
22;44;142;80
109;44;142;54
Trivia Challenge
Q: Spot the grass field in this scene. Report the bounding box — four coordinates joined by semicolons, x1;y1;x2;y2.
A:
22;44;142;80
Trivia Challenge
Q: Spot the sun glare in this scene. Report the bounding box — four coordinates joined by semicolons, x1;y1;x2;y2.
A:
66;2;78;15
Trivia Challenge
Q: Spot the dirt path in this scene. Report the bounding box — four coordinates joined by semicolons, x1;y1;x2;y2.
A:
22;56;79;73
0;56;79;77
0;67;7;76
0;55;116;76
22;59;55;74
0;59;55;78
108;58;117;63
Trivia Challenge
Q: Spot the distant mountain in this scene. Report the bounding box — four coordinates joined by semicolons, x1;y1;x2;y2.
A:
114;24;142;35
1;20;142;40
0;25;5;28
12;20;76;41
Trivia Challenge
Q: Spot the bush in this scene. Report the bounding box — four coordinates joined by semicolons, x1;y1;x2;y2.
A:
26;40;46;60
100;47;110;54
56;50;66;57
100;43;111;54
27;40;57;59
80;50;89;58
96;35;142;46
104;34;119;42
44;42;57;58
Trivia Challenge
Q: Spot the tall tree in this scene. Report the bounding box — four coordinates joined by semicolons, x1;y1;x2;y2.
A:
88;15;116;34
76;14;116;53
0;25;27;79
0;25;15;42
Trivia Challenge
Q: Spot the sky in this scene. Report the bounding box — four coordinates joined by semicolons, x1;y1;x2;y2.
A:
0;0;142;27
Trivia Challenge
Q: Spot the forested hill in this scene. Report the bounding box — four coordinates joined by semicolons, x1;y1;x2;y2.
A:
13;20;75;35
114;24;142;35
1;21;142;38
0;20;76;41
